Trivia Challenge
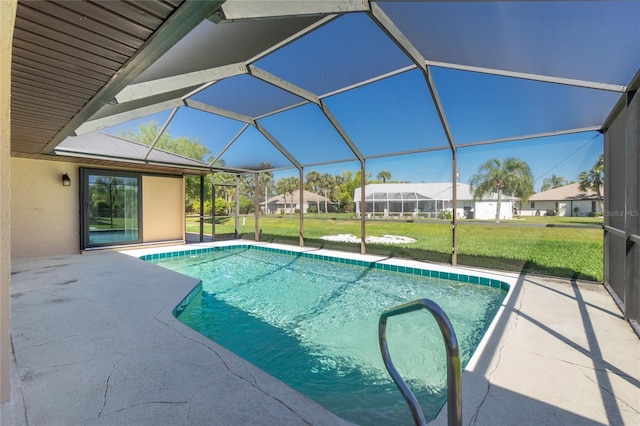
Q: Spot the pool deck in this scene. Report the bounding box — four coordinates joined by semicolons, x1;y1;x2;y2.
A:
2;241;639;425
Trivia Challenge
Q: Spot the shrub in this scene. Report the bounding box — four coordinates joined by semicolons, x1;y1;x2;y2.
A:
438;210;452;220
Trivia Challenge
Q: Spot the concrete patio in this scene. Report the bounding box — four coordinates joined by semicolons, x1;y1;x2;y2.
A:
2;243;638;425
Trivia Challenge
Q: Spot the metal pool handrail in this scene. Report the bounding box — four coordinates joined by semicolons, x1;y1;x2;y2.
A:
378;299;462;426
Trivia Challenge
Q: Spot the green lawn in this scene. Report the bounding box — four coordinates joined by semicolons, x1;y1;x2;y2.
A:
186;214;603;282
90;217;135;229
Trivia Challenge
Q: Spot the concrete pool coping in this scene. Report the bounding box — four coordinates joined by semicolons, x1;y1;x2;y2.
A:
3;241;639;425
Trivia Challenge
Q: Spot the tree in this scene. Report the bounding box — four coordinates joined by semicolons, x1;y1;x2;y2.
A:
257;162;274;214
335;170;371;213
121;121;211;213
211;164;236;216
376;170;391;183
540;174;568;192
469;157;534;223
305;170;322;213
321;173;338;213
121;121;210;161
578;153;604;214
275;176;299;215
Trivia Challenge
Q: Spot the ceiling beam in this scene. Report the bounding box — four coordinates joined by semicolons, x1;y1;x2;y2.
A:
254;122;302;169
248;65;319;105
41;0;226;153
114;62;248;104
216;0;368;22
210;123;250;167
144;107;179;160
73;98;185;135
456;126;602;149
319;65;417;99
319;102;364;162
426;60;627;93
184;99;254;123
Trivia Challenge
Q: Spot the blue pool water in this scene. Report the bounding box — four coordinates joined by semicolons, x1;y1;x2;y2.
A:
146;246;507;425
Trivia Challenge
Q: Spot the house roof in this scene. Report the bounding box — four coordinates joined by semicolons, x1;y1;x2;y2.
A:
266;190;330;204
528;183;601;201
354;183;517;202
54;132;209;169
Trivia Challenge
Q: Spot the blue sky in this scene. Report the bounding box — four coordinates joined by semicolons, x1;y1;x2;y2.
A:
100;9;620;193
103;94;604;193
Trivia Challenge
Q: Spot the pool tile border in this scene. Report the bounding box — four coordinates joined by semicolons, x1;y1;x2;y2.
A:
141;244;510;293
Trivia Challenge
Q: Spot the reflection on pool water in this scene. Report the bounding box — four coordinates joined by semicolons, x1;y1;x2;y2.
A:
145;245;508;425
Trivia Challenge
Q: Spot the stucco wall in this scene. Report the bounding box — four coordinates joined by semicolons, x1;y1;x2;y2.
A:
11;158;81;259
11;159;185;258
1;0;17;403
520;200;600;217
473;201;513;220
142;175;184;242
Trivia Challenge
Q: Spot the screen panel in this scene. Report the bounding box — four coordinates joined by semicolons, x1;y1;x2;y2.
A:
379;1;640;86
161;107;246;163
218;125;295;170
189;74;305;118
323;69;449;157
258;103;357;166
433;67;620;144
254;13;412;96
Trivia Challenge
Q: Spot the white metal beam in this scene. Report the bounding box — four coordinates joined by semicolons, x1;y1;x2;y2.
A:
368;3;426;72
425;60;627;93
114;63;248;104
319;102;364;162
254;122;302;169
248;65;320;104
456;126;602;149
210;123;250;167
73;98;185;135
253;100;311;121
299;157;359;169
144;107;179;160
319;65;416;99
218;0;369;21
184;99;254;123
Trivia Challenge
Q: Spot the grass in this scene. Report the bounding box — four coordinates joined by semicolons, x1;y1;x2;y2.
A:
186;214;603;282
90;217;136;229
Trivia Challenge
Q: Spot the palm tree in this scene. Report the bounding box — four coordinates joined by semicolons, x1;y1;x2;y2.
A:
275;176;299;215
320;173;335;213
469;157;534;223
305;170;322;213
578;153;604;214
540;174;568;192
257;162;273;214
377;170;391;183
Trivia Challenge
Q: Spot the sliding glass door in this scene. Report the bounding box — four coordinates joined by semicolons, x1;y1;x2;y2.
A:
81;169;141;248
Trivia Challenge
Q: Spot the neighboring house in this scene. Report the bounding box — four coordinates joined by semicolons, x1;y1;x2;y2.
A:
265;190;331;214
520;183;603;217
354;183;515;220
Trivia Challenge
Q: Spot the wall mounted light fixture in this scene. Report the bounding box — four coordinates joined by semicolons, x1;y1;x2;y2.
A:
62;173;71;186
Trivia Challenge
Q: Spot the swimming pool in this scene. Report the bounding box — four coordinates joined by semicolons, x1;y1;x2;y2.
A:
143;245;509;425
